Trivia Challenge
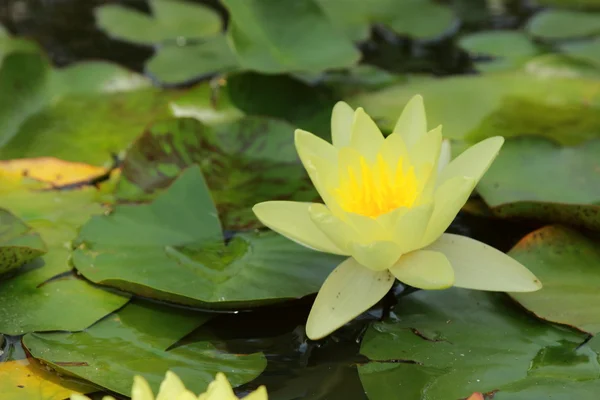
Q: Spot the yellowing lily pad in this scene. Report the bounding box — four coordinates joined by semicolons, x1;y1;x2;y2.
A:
116;117;316;229
24;300;266;396
0;357;92;400
74;166;342;308
476;137;600;231
359;288;598;400
0;173;129;335
0;158;107;187
509;225;600;334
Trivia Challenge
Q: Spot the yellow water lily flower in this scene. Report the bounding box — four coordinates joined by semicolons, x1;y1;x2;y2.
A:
71;372;267;400
253;95;542;340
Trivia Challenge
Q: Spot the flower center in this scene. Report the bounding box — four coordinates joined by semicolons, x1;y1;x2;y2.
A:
334;154;419;218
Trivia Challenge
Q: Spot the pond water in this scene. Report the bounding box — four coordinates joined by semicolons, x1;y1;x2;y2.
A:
0;0;600;399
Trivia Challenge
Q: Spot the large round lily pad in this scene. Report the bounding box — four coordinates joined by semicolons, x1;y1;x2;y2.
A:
24;300;266;396
509;225;600;334
0;209;46;276
116;117;316;229
527;9;600;40
359;288;598;400
74;166;343;308
476;137;600;230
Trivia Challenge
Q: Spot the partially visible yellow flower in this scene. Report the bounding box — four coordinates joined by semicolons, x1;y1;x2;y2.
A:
253;95;542;340
71;372;267;400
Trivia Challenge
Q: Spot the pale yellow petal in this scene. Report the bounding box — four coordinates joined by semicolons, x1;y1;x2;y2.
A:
309;203;357;253
421;176;476;247
156;371;187;400
437;136;503;188
306;257;394;340
331;101;354;148
350;240;403;271
198;373;237;400
393;94;427;149
253;201;347;255
378;132;409;168
350;107;384;160
392;203;434;253
243;386;268;400
389;250;454;289
437;139;451;173
409;125;442;167
345;212;390;242
70;396;95;400
176;391;200;400
426;234;542;292
132;376;155;400
295;129;337;163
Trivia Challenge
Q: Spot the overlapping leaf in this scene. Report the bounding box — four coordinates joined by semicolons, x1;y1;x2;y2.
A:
359;288;599;400
74;166;343;308
0;209;46;276
24;300;266;396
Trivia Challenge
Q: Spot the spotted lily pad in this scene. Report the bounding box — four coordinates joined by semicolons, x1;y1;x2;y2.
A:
509;225;600;334
0;209;46;276
23;300;266;396
74;166;342;308
116;117;316;229
359;288;598;400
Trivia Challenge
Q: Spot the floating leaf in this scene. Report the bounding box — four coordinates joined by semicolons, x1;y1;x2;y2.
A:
74;166;342;308
95;0;222;45
222;0;360;73
459;31;540;72
561;38;600;69
24;300;266;396
0;209;46;276
382;0;456;40
523;53;600;79
116;117;316;229
509;226;600;334
359;288;597;400
0;174;129;335
527;9;600;40
313;0;370;41
146;35;238;85
476;137;600;230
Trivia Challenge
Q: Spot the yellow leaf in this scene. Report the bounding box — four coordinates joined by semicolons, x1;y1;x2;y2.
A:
0;158;107;187
466;393;485;400
0;358;92;400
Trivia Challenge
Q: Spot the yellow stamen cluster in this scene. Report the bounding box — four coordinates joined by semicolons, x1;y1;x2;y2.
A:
335;154;418;217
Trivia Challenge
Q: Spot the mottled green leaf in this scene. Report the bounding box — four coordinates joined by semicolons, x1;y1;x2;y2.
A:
359;288;597;400
509;225;600;334
24;300;265;396
75;166;342;308
0;209;46;276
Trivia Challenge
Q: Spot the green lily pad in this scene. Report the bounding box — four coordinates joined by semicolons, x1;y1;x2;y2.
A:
561;38;600;69
313;0;370;41
476;137;600;230
74;166;342;308
523;53;600;79
359;288;598;400
351;72;600;140
459;31;540;72
0;177;129;335
527;9;600;40
115;117;316;229
222;0;360;73
146;35;239;85
24;300;266;396
509;225;600;334
0;209;46;276
381;0;456;40
536;0;600;9
95;0;222;45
